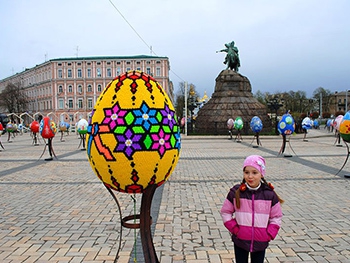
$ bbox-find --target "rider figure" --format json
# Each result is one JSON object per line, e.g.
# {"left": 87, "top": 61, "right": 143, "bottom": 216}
{"left": 217, "top": 41, "right": 241, "bottom": 72}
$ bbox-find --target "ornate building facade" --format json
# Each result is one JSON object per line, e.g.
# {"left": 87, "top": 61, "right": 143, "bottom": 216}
{"left": 0, "top": 55, "right": 172, "bottom": 123}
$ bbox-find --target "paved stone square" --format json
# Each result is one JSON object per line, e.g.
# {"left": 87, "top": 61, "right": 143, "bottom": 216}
{"left": 1, "top": 129, "right": 350, "bottom": 262}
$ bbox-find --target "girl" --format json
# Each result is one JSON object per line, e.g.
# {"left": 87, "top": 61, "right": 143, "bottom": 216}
{"left": 220, "top": 155, "right": 283, "bottom": 263}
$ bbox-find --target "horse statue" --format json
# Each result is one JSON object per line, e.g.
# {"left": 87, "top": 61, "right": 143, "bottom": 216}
{"left": 217, "top": 41, "right": 241, "bottom": 72}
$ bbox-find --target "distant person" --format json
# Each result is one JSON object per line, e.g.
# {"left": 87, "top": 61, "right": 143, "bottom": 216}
{"left": 220, "top": 155, "right": 283, "bottom": 263}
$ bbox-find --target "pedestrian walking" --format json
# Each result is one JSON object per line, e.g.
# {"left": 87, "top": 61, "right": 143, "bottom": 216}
{"left": 220, "top": 155, "right": 283, "bottom": 263}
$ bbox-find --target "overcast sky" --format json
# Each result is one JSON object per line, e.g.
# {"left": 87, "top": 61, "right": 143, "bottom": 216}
{"left": 1, "top": 0, "right": 349, "bottom": 98}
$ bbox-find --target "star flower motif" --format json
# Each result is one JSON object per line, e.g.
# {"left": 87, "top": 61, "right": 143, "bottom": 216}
{"left": 115, "top": 129, "right": 142, "bottom": 158}
{"left": 102, "top": 102, "right": 127, "bottom": 131}
{"left": 133, "top": 103, "right": 158, "bottom": 131}
{"left": 160, "top": 104, "right": 176, "bottom": 129}
{"left": 151, "top": 128, "right": 171, "bottom": 157}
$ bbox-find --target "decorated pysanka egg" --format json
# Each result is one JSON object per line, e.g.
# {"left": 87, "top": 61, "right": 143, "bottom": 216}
{"left": 234, "top": 116, "right": 243, "bottom": 130}
{"left": 250, "top": 116, "right": 263, "bottom": 133}
{"left": 339, "top": 111, "right": 350, "bottom": 142}
{"left": 77, "top": 119, "right": 88, "bottom": 134}
{"left": 302, "top": 117, "right": 312, "bottom": 130}
{"left": 6, "top": 123, "right": 15, "bottom": 133}
{"left": 86, "top": 71, "right": 181, "bottom": 194}
{"left": 334, "top": 115, "right": 343, "bottom": 131}
{"left": 59, "top": 121, "right": 70, "bottom": 132}
{"left": 30, "top": 121, "right": 40, "bottom": 133}
{"left": 278, "top": 114, "right": 295, "bottom": 135}
{"left": 40, "top": 117, "right": 56, "bottom": 139}
{"left": 227, "top": 118, "right": 234, "bottom": 130}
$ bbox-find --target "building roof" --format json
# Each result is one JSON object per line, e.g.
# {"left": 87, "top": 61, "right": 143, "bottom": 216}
{"left": 50, "top": 55, "right": 169, "bottom": 62}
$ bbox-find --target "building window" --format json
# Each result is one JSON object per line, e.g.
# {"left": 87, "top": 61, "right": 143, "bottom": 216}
{"left": 58, "top": 69, "right": 63, "bottom": 78}
{"left": 78, "top": 99, "right": 83, "bottom": 109}
{"left": 126, "top": 67, "right": 131, "bottom": 72}
{"left": 77, "top": 68, "right": 82, "bottom": 78}
{"left": 68, "top": 99, "right": 73, "bottom": 109}
{"left": 68, "top": 85, "right": 73, "bottom": 93}
{"left": 97, "top": 84, "right": 102, "bottom": 92}
{"left": 87, "top": 68, "right": 92, "bottom": 78}
{"left": 87, "top": 84, "right": 92, "bottom": 92}
{"left": 77, "top": 85, "right": 83, "bottom": 94}
{"left": 156, "top": 67, "right": 161, "bottom": 76}
{"left": 117, "top": 67, "right": 121, "bottom": 76}
{"left": 58, "top": 85, "right": 63, "bottom": 93}
{"left": 67, "top": 69, "right": 72, "bottom": 78}
{"left": 97, "top": 68, "right": 101, "bottom": 77}
{"left": 146, "top": 67, "right": 151, "bottom": 75}
{"left": 107, "top": 68, "right": 112, "bottom": 77}
{"left": 88, "top": 98, "right": 93, "bottom": 109}
{"left": 137, "top": 67, "right": 141, "bottom": 71}
{"left": 59, "top": 99, "right": 64, "bottom": 109}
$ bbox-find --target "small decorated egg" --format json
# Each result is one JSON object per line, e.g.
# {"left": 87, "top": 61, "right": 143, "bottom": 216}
{"left": 278, "top": 114, "right": 295, "bottom": 135}
{"left": 30, "top": 121, "right": 40, "bottom": 133}
{"left": 40, "top": 117, "right": 56, "bottom": 139}
{"left": 77, "top": 119, "right": 88, "bottom": 134}
{"left": 333, "top": 115, "right": 343, "bottom": 131}
{"left": 302, "top": 117, "right": 312, "bottom": 130}
{"left": 86, "top": 71, "right": 181, "bottom": 194}
{"left": 250, "top": 116, "right": 263, "bottom": 133}
{"left": 234, "top": 117, "right": 243, "bottom": 130}
{"left": 6, "top": 123, "right": 15, "bottom": 133}
{"left": 227, "top": 118, "right": 234, "bottom": 130}
{"left": 59, "top": 122, "right": 70, "bottom": 132}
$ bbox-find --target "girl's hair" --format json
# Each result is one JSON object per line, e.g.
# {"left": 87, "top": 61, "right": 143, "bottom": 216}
{"left": 235, "top": 178, "right": 284, "bottom": 209}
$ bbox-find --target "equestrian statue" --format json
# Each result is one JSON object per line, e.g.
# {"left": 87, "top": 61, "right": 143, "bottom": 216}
{"left": 217, "top": 41, "right": 241, "bottom": 72}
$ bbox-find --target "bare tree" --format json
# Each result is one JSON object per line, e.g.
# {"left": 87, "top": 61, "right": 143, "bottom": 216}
{"left": 0, "top": 83, "right": 28, "bottom": 113}
{"left": 174, "top": 82, "right": 199, "bottom": 119}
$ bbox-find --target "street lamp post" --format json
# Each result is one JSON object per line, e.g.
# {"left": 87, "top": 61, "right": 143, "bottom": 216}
{"left": 267, "top": 96, "right": 284, "bottom": 135}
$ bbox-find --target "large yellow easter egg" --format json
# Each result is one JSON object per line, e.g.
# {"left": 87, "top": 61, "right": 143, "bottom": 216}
{"left": 86, "top": 71, "right": 181, "bottom": 193}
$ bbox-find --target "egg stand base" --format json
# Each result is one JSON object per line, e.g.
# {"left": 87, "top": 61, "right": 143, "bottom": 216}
{"left": 336, "top": 141, "right": 350, "bottom": 176}
{"left": 106, "top": 184, "right": 159, "bottom": 263}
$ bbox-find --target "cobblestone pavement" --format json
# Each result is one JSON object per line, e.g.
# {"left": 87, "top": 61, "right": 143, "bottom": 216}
{"left": 1, "top": 129, "right": 350, "bottom": 263}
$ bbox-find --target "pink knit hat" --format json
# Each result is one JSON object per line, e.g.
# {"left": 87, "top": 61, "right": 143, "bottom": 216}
{"left": 243, "top": 155, "right": 266, "bottom": 177}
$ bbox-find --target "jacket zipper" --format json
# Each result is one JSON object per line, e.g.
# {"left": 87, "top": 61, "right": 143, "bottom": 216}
{"left": 250, "top": 192, "right": 255, "bottom": 252}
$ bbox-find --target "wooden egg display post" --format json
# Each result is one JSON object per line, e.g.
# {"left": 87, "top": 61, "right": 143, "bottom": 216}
{"left": 336, "top": 111, "right": 350, "bottom": 177}
{"left": 30, "top": 121, "right": 40, "bottom": 146}
{"left": 86, "top": 71, "right": 181, "bottom": 262}
{"left": 277, "top": 113, "right": 296, "bottom": 157}
{"left": 77, "top": 119, "right": 88, "bottom": 150}
{"left": 39, "top": 117, "right": 57, "bottom": 161}
{"left": 249, "top": 116, "right": 263, "bottom": 148}
{"left": 0, "top": 122, "right": 4, "bottom": 150}
{"left": 234, "top": 116, "right": 243, "bottom": 142}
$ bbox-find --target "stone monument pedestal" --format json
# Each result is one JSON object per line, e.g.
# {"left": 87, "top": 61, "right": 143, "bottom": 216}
{"left": 195, "top": 70, "right": 271, "bottom": 135}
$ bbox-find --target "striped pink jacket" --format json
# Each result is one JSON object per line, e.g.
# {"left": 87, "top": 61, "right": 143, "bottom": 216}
{"left": 220, "top": 183, "right": 282, "bottom": 252}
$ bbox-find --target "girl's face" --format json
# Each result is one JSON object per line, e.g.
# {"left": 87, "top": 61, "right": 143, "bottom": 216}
{"left": 243, "top": 166, "right": 262, "bottom": 188}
